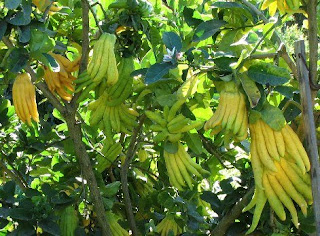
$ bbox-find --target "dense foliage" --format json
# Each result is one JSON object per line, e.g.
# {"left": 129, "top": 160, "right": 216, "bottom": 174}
{"left": 0, "top": 0, "right": 319, "bottom": 235}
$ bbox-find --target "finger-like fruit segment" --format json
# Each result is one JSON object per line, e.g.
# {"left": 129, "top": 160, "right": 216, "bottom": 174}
{"left": 13, "top": 73, "right": 39, "bottom": 125}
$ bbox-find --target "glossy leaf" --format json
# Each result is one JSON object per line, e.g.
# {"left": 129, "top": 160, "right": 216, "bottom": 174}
{"left": 145, "top": 62, "right": 176, "bottom": 84}
{"left": 248, "top": 62, "right": 291, "bottom": 86}
{"left": 162, "top": 31, "right": 182, "bottom": 52}
{"left": 193, "top": 19, "right": 226, "bottom": 42}
{"left": 30, "top": 29, "right": 55, "bottom": 54}
{"left": 184, "top": 132, "right": 203, "bottom": 155}
{"left": 6, "top": 3, "right": 31, "bottom": 25}
{"left": 261, "top": 103, "right": 286, "bottom": 131}
{"left": 6, "top": 48, "right": 29, "bottom": 73}
{"left": 5, "top": 0, "right": 22, "bottom": 9}
{"left": 0, "top": 21, "right": 8, "bottom": 39}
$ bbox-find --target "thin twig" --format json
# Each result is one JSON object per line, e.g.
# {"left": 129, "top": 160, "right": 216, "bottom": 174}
{"left": 0, "top": 159, "right": 28, "bottom": 191}
{"left": 198, "top": 132, "right": 230, "bottom": 169}
{"left": 241, "top": 0, "right": 298, "bottom": 79}
{"left": 41, "top": 1, "right": 53, "bottom": 22}
{"left": 87, "top": 0, "right": 103, "bottom": 34}
{"left": 249, "top": 52, "right": 277, "bottom": 59}
{"left": 132, "top": 165, "right": 159, "bottom": 180}
{"left": 211, "top": 187, "right": 254, "bottom": 235}
{"left": 161, "top": 0, "right": 174, "bottom": 12}
{"left": 120, "top": 115, "right": 145, "bottom": 236}
{"left": 249, "top": 20, "right": 280, "bottom": 56}
{"left": 1, "top": 150, "right": 29, "bottom": 188}
{"left": 91, "top": 2, "right": 108, "bottom": 21}
{"left": 32, "top": 137, "right": 70, "bottom": 155}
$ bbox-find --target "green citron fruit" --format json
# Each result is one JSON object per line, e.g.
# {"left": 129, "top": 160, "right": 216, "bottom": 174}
{"left": 138, "top": 149, "right": 148, "bottom": 162}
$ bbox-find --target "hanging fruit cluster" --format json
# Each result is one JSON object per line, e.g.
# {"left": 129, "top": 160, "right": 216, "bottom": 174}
{"left": 43, "top": 52, "right": 79, "bottom": 101}
{"left": 75, "top": 33, "right": 119, "bottom": 102}
{"left": 204, "top": 81, "right": 248, "bottom": 143}
{"left": 12, "top": 73, "right": 39, "bottom": 125}
{"left": 244, "top": 118, "right": 312, "bottom": 233}
{"left": 156, "top": 214, "right": 182, "bottom": 236}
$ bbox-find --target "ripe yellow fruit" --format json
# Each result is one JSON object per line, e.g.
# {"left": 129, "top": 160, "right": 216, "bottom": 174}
{"left": 32, "top": 0, "right": 62, "bottom": 13}
{"left": 12, "top": 73, "right": 39, "bottom": 125}
{"left": 43, "top": 53, "right": 77, "bottom": 101}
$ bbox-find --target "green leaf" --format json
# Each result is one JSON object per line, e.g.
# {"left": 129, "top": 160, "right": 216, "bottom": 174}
{"left": 17, "top": 25, "right": 30, "bottom": 43}
{"left": 280, "top": 96, "right": 301, "bottom": 122}
{"left": 5, "top": 0, "right": 22, "bottom": 9}
{"left": 0, "top": 21, "right": 8, "bottom": 39}
{"left": 103, "top": 198, "right": 114, "bottom": 210}
{"left": 30, "top": 29, "right": 55, "bottom": 54}
{"left": 184, "top": 132, "right": 203, "bottom": 155}
{"left": 38, "top": 220, "right": 60, "bottom": 236}
{"left": 193, "top": 19, "right": 226, "bottom": 42}
{"left": 162, "top": 31, "right": 182, "bottom": 52}
{"left": 183, "top": 7, "right": 202, "bottom": 27}
{"left": 163, "top": 141, "right": 178, "bottom": 154}
{"left": 248, "top": 110, "right": 261, "bottom": 124}
{"left": 105, "top": 181, "right": 121, "bottom": 197}
{"left": 191, "top": 107, "right": 213, "bottom": 120}
{"left": 156, "top": 94, "right": 177, "bottom": 107}
{"left": 211, "top": 2, "right": 253, "bottom": 20}
{"left": 247, "top": 62, "right": 291, "bottom": 86}
{"left": 200, "top": 191, "right": 222, "bottom": 214}
{"left": 149, "top": 26, "right": 162, "bottom": 49}
{"left": 274, "top": 85, "right": 297, "bottom": 99}
{"left": 145, "top": 63, "right": 176, "bottom": 84}
{"left": 14, "top": 223, "right": 36, "bottom": 235}
{"left": 29, "top": 167, "right": 52, "bottom": 177}
{"left": 261, "top": 103, "right": 286, "bottom": 131}
{"left": 5, "top": 3, "right": 31, "bottom": 25}
{"left": 0, "top": 219, "right": 9, "bottom": 229}
{"left": 219, "top": 178, "right": 234, "bottom": 194}
{"left": 9, "top": 208, "right": 32, "bottom": 220}
{"left": 6, "top": 48, "right": 29, "bottom": 73}
{"left": 239, "top": 73, "right": 260, "bottom": 108}
{"left": 32, "top": 52, "right": 59, "bottom": 71}
{"left": 3, "top": 181, "right": 15, "bottom": 199}
{"left": 0, "top": 99, "right": 10, "bottom": 114}
{"left": 212, "top": 54, "right": 237, "bottom": 72}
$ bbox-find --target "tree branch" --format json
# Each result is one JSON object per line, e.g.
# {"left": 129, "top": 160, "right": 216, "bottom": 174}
{"left": 295, "top": 40, "right": 320, "bottom": 236}
{"left": 198, "top": 132, "right": 230, "bottom": 169}
{"left": 70, "top": 0, "right": 90, "bottom": 106}
{"left": 87, "top": 0, "right": 103, "bottom": 34}
{"left": 211, "top": 187, "right": 254, "bottom": 236}
{"left": 120, "top": 115, "right": 145, "bottom": 236}
{"left": 63, "top": 1, "right": 112, "bottom": 235}
{"left": 0, "top": 158, "right": 28, "bottom": 191}
{"left": 307, "top": 0, "right": 318, "bottom": 99}
{"left": 79, "top": 1, "right": 90, "bottom": 75}
{"left": 66, "top": 117, "right": 112, "bottom": 236}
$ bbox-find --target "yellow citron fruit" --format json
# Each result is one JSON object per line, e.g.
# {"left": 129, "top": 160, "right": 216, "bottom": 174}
{"left": 12, "top": 73, "right": 39, "bottom": 125}
{"left": 32, "top": 0, "right": 62, "bottom": 13}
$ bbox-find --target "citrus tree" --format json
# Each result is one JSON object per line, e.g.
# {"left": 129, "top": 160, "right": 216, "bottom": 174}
{"left": 0, "top": 0, "right": 319, "bottom": 235}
